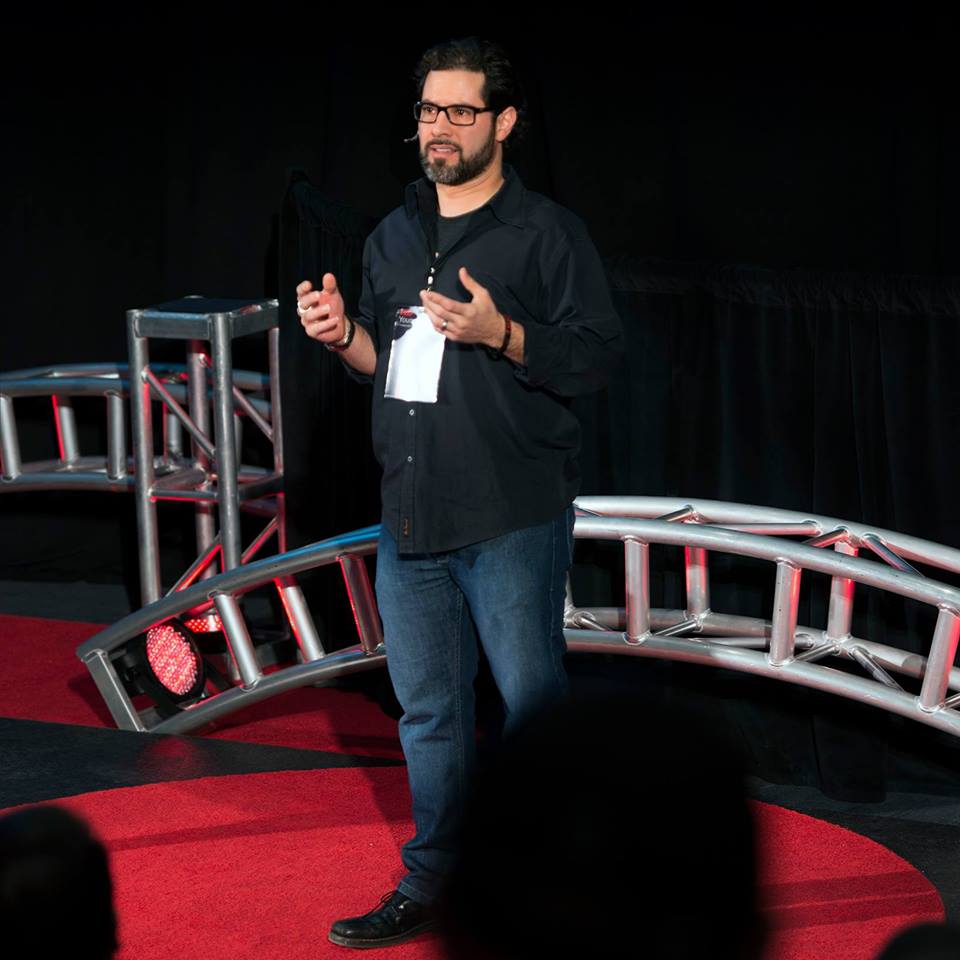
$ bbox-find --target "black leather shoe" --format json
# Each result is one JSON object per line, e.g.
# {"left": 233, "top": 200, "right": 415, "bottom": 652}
{"left": 328, "top": 890, "right": 436, "bottom": 948}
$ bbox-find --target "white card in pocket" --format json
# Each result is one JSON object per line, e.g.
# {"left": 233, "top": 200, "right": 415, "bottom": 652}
{"left": 384, "top": 306, "right": 446, "bottom": 403}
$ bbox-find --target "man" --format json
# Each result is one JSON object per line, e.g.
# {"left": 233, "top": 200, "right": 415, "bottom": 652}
{"left": 298, "top": 37, "right": 623, "bottom": 949}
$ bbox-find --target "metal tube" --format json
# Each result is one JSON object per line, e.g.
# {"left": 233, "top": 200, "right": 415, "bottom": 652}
{"left": 653, "top": 617, "right": 699, "bottom": 638}
{"left": 106, "top": 391, "right": 126, "bottom": 479}
{"left": 624, "top": 537, "right": 650, "bottom": 643}
{"left": 793, "top": 642, "right": 839, "bottom": 664}
{"left": 861, "top": 533, "right": 922, "bottom": 576}
{"left": 564, "top": 573, "right": 576, "bottom": 622}
{"left": 241, "top": 517, "right": 279, "bottom": 564}
{"left": 0, "top": 373, "right": 265, "bottom": 410}
{"left": 152, "top": 487, "right": 219, "bottom": 503}
{"left": 561, "top": 606, "right": 775, "bottom": 638}
{"left": 234, "top": 411, "right": 243, "bottom": 467}
{"left": 684, "top": 546, "right": 710, "bottom": 616}
{"left": 267, "top": 326, "right": 287, "bottom": 573}
{"left": 2, "top": 471, "right": 134, "bottom": 493}
{"left": 276, "top": 494, "right": 287, "bottom": 554}
{"left": 575, "top": 495, "right": 960, "bottom": 580}
{"left": 571, "top": 517, "right": 960, "bottom": 611}
{"left": 82, "top": 649, "right": 146, "bottom": 732}
{"left": 3, "top": 362, "right": 127, "bottom": 380}
{"left": 0, "top": 393, "right": 22, "bottom": 479}
{"left": 704, "top": 637, "right": 767, "bottom": 649}
{"left": 848, "top": 645, "right": 904, "bottom": 690}
{"left": 563, "top": 614, "right": 960, "bottom": 696}
{"left": 166, "top": 537, "right": 222, "bottom": 595}
{"left": 187, "top": 342, "right": 216, "bottom": 581}
{"left": 75, "top": 527, "right": 380, "bottom": 661}
{"left": 53, "top": 395, "right": 80, "bottom": 463}
{"left": 212, "top": 593, "right": 261, "bottom": 688}
{"left": 232, "top": 385, "right": 273, "bottom": 442}
{"left": 268, "top": 326, "right": 284, "bottom": 475}
{"left": 805, "top": 527, "right": 848, "bottom": 549}
{"left": 186, "top": 343, "right": 210, "bottom": 451}
{"left": 165, "top": 405, "right": 183, "bottom": 458}
{"left": 149, "top": 646, "right": 384, "bottom": 735}
{"left": 275, "top": 579, "right": 325, "bottom": 661}
{"left": 566, "top": 609, "right": 606, "bottom": 631}
{"left": 721, "top": 522, "right": 821, "bottom": 536}
{"left": 235, "top": 474, "right": 283, "bottom": 499}
{"left": 658, "top": 505, "right": 696, "bottom": 523}
{"left": 919, "top": 607, "right": 960, "bottom": 712}
{"left": 843, "top": 635, "right": 960, "bottom": 693}
{"left": 128, "top": 312, "right": 162, "bottom": 604}
{"left": 826, "top": 540, "right": 858, "bottom": 640}
{"left": 211, "top": 314, "right": 242, "bottom": 571}
{"left": 561, "top": 628, "right": 960, "bottom": 736}
{"left": 151, "top": 468, "right": 210, "bottom": 492}
{"left": 143, "top": 368, "right": 216, "bottom": 461}
{"left": 769, "top": 561, "right": 801, "bottom": 665}
{"left": 339, "top": 554, "right": 384, "bottom": 654}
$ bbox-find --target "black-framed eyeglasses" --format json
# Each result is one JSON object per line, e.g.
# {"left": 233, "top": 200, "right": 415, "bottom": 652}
{"left": 414, "top": 101, "right": 495, "bottom": 126}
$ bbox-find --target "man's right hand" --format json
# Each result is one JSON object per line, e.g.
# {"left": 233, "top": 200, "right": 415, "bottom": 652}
{"left": 298, "top": 273, "right": 347, "bottom": 345}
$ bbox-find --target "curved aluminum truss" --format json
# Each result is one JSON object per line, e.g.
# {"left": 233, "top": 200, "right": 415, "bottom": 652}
{"left": 68, "top": 497, "right": 960, "bottom": 738}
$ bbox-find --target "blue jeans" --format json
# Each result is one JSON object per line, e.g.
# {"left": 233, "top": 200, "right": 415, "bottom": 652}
{"left": 376, "top": 505, "right": 575, "bottom": 905}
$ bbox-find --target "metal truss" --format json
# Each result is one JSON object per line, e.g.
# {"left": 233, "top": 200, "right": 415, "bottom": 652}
{"left": 0, "top": 352, "right": 286, "bottom": 602}
{"left": 2, "top": 299, "right": 325, "bottom": 673}
{"left": 5, "top": 343, "right": 959, "bottom": 735}
{"left": 66, "top": 497, "right": 960, "bottom": 738}
{"left": 0, "top": 361, "right": 270, "bottom": 494}
{"left": 125, "top": 300, "right": 286, "bottom": 605}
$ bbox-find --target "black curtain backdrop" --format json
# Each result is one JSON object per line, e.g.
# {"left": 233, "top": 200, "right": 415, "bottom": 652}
{"left": 3, "top": 15, "right": 960, "bottom": 795}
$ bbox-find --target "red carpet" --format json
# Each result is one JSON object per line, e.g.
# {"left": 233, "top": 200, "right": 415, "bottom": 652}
{"left": 0, "top": 771, "right": 943, "bottom": 960}
{"left": 0, "top": 614, "right": 947, "bottom": 957}
{"left": 0, "top": 613, "right": 402, "bottom": 757}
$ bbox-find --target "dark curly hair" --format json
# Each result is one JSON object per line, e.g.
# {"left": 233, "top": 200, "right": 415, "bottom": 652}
{"left": 412, "top": 37, "right": 528, "bottom": 147}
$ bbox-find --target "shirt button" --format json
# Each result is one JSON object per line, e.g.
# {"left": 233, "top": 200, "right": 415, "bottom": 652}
{"left": 427, "top": 276, "right": 434, "bottom": 285}
{"left": 406, "top": 455, "right": 413, "bottom": 463}
{"left": 429, "top": 267, "right": 435, "bottom": 274}
{"left": 409, "top": 409, "right": 415, "bottom": 416}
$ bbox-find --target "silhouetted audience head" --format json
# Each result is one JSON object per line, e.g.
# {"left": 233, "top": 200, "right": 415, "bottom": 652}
{"left": 877, "top": 923, "right": 960, "bottom": 960}
{"left": 440, "top": 696, "right": 763, "bottom": 960}
{"left": 0, "top": 805, "right": 117, "bottom": 959}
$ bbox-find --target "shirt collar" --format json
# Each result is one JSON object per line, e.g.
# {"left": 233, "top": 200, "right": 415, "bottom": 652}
{"left": 404, "top": 163, "right": 525, "bottom": 228}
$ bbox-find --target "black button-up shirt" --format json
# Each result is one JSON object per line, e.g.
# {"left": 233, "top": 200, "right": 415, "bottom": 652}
{"left": 353, "top": 164, "right": 623, "bottom": 554}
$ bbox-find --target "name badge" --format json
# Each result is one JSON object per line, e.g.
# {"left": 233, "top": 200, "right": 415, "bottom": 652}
{"left": 383, "top": 306, "right": 446, "bottom": 404}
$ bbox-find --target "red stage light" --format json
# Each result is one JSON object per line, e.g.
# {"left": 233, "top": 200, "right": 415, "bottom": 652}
{"left": 183, "top": 613, "right": 223, "bottom": 634}
{"left": 146, "top": 623, "right": 201, "bottom": 697}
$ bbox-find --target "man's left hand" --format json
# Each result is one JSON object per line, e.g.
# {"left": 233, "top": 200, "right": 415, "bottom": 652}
{"left": 420, "top": 267, "right": 505, "bottom": 348}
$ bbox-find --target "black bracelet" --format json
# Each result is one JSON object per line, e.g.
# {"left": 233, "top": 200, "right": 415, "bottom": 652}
{"left": 498, "top": 313, "right": 512, "bottom": 354}
{"left": 325, "top": 316, "right": 356, "bottom": 353}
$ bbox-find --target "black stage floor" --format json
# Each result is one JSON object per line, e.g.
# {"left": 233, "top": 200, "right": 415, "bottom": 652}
{"left": 2, "top": 579, "right": 960, "bottom": 919}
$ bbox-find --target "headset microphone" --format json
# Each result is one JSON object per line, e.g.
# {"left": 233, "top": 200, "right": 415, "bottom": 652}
{"left": 402, "top": 132, "right": 419, "bottom": 143}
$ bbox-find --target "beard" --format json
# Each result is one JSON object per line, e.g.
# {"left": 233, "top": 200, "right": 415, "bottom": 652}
{"left": 419, "top": 125, "right": 497, "bottom": 185}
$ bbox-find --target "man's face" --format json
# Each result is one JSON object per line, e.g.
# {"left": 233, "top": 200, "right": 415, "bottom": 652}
{"left": 418, "top": 69, "right": 498, "bottom": 186}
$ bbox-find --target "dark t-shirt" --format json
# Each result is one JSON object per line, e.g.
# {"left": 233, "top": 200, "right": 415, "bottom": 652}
{"left": 436, "top": 210, "right": 474, "bottom": 255}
